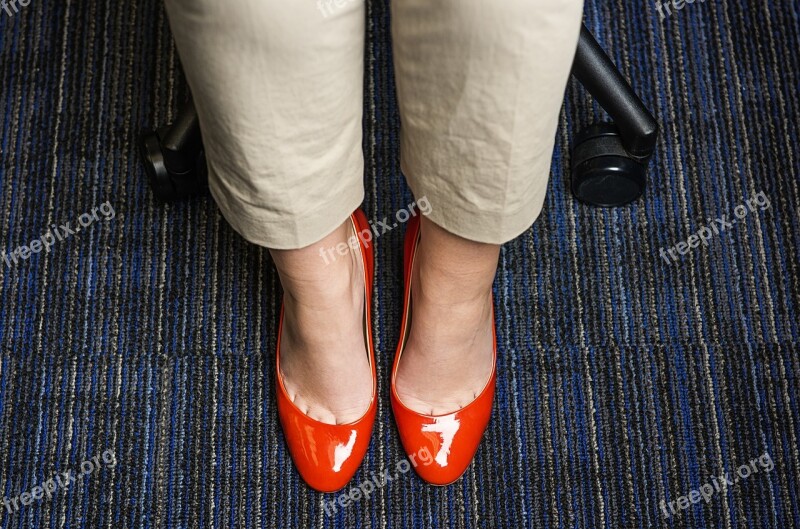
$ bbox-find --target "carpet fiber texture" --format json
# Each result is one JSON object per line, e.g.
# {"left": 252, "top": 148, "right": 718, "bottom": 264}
{"left": 0, "top": 0, "right": 799, "bottom": 527}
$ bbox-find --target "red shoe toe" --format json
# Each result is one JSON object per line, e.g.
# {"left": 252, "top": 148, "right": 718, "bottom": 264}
{"left": 391, "top": 376, "right": 495, "bottom": 485}
{"left": 277, "top": 381, "right": 376, "bottom": 492}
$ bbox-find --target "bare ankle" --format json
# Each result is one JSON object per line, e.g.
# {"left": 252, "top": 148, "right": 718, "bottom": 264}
{"left": 270, "top": 219, "right": 363, "bottom": 306}
{"left": 414, "top": 216, "right": 499, "bottom": 303}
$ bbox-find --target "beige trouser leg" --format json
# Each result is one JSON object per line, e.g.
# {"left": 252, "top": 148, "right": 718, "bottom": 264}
{"left": 163, "top": 0, "right": 365, "bottom": 249}
{"left": 392, "top": 0, "right": 584, "bottom": 243}
{"left": 163, "top": 0, "right": 583, "bottom": 249}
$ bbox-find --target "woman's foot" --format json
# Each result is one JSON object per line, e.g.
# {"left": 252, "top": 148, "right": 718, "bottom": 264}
{"left": 394, "top": 216, "right": 499, "bottom": 416}
{"left": 271, "top": 219, "right": 373, "bottom": 425}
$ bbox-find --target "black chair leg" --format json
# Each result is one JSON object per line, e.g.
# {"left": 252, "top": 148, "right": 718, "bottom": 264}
{"left": 569, "top": 24, "right": 659, "bottom": 207}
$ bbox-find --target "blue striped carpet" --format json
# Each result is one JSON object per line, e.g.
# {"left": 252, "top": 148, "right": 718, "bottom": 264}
{"left": 1, "top": 0, "right": 799, "bottom": 527}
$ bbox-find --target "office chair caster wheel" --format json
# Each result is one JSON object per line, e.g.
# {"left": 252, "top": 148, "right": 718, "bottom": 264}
{"left": 571, "top": 123, "right": 647, "bottom": 207}
{"left": 138, "top": 101, "right": 208, "bottom": 202}
{"left": 139, "top": 128, "right": 176, "bottom": 201}
{"left": 138, "top": 127, "right": 208, "bottom": 202}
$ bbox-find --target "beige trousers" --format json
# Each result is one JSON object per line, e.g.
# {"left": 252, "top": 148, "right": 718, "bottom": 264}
{"left": 164, "top": 0, "right": 584, "bottom": 249}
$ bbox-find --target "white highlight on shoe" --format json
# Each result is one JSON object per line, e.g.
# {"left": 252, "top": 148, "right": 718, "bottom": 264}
{"left": 422, "top": 415, "right": 460, "bottom": 467}
{"left": 332, "top": 430, "right": 358, "bottom": 472}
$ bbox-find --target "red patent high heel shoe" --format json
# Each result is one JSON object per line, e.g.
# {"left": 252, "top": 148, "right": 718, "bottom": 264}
{"left": 276, "top": 209, "right": 376, "bottom": 493}
{"left": 390, "top": 214, "right": 497, "bottom": 486}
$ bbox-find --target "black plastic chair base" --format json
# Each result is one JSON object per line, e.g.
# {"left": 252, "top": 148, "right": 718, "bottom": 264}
{"left": 570, "top": 123, "right": 647, "bottom": 207}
